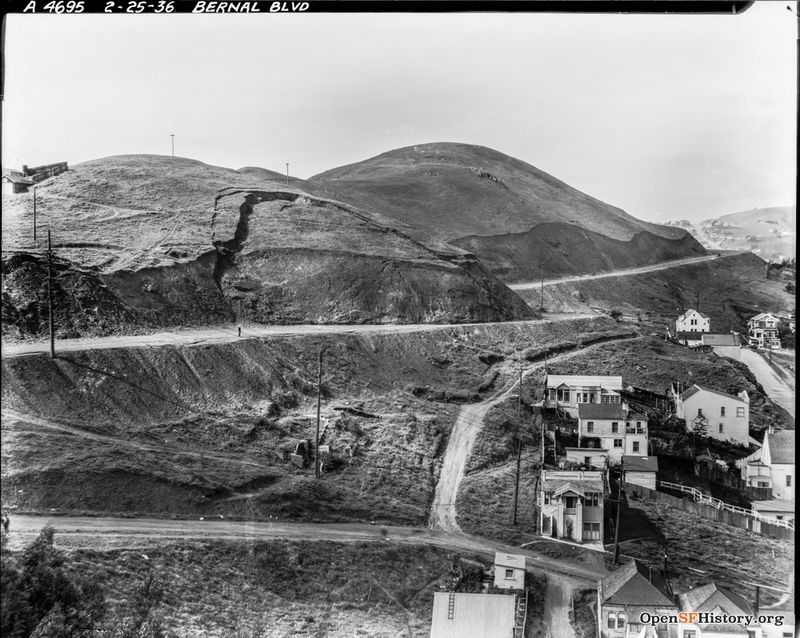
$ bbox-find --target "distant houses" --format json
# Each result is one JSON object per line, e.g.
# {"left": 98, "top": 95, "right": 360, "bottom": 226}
{"left": 672, "top": 384, "right": 750, "bottom": 446}
{"left": 539, "top": 470, "right": 605, "bottom": 544}
{"left": 543, "top": 375, "right": 623, "bottom": 417}
{"left": 1, "top": 162, "right": 68, "bottom": 194}
{"left": 675, "top": 308, "right": 710, "bottom": 334}
{"left": 747, "top": 312, "right": 781, "bottom": 350}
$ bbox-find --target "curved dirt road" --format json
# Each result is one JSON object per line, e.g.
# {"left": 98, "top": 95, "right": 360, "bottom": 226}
{"left": 5, "top": 514, "right": 607, "bottom": 584}
{"left": 740, "top": 348, "right": 795, "bottom": 418}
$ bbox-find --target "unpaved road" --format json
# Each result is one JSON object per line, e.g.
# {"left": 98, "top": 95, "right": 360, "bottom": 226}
{"left": 544, "top": 578, "right": 580, "bottom": 638}
{"left": 5, "top": 514, "right": 607, "bottom": 584}
{"left": 508, "top": 254, "right": 723, "bottom": 290}
{"left": 1, "top": 314, "right": 594, "bottom": 358}
{"left": 740, "top": 348, "right": 795, "bottom": 418}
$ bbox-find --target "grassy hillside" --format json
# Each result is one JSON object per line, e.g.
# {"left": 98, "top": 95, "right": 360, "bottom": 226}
{"left": 1, "top": 155, "right": 533, "bottom": 339}
{"left": 307, "top": 142, "right": 705, "bottom": 280}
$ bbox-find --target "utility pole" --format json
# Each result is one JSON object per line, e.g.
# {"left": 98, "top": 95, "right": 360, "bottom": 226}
{"left": 512, "top": 364, "right": 523, "bottom": 525}
{"left": 47, "top": 229, "right": 55, "bottom": 359}
{"left": 315, "top": 348, "right": 323, "bottom": 479}
{"left": 613, "top": 459, "right": 624, "bottom": 564}
{"left": 540, "top": 263, "right": 545, "bottom": 310}
{"left": 33, "top": 186, "right": 37, "bottom": 242}
{"left": 285, "top": 163, "right": 290, "bottom": 186}
{"left": 170, "top": 134, "right": 175, "bottom": 157}
{"left": 540, "top": 411, "right": 545, "bottom": 466}
{"left": 754, "top": 585, "right": 760, "bottom": 617}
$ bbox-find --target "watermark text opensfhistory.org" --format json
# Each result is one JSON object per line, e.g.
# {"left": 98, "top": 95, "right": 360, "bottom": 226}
{"left": 639, "top": 612, "right": 786, "bottom": 627}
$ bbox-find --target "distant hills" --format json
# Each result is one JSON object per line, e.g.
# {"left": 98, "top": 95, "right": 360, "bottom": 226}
{"left": 666, "top": 206, "right": 795, "bottom": 263}
{"left": 306, "top": 142, "right": 706, "bottom": 281}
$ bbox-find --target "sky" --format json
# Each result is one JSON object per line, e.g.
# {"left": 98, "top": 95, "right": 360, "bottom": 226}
{"left": 2, "top": 3, "right": 796, "bottom": 224}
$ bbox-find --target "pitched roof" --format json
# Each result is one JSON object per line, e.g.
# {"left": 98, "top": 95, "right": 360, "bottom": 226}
{"left": 701, "top": 333, "right": 739, "bottom": 346}
{"left": 623, "top": 456, "right": 658, "bottom": 472}
{"left": 766, "top": 429, "right": 795, "bottom": 465}
{"left": 601, "top": 559, "right": 674, "bottom": 607}
{"left": 678, "top": 309, "right": 710, "bottom": 320}
{"left": 749, "top": 312, "right": 778, "bottom": 322}
{"left": 680, "top": 385, "right": 746, "bottom": 403}
{"left": 677, "top": 583, "right": 753, "bottom": 616}
{"left": 750, "top": 499, "right": 795, "bottom": 514}
{"left": 546, "top": 375, "right": 623, "bottom": 389}
{"left": 542, "top": 478, "right": 605, "bottom": 493}
{"left": 578, "top": 403, "right": 626, "bottom": 420}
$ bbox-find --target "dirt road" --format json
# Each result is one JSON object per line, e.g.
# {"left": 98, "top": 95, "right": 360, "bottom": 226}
{"left": 1, "top": 314, "right": 594, "bottom": 358}
{"left": 739, "top": 348, "right": 795, "bottom": 418}
{"left": 544, "top": 578, "right": 580, "bottom": 638}
{"left": 508, "top": 254, "right": 723, "bottom": 290}
{"left": 5, "top": 514, "right": 607, "bottom": 584}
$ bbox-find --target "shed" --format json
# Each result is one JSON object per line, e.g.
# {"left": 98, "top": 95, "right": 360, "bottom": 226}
{"left": 493, "top": 552, "right": 526, "bottom": 590}
{"left": 622, "top": 455, "right": 658, "bottom": 490}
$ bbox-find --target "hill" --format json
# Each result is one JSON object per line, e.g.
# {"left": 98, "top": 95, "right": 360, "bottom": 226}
{"left": 1, "top": 155, "right": 532, "bottom": 340}
{"left": 666, "top": 206, "right": 795, "bottom": 263}
{"left": 307, "top": 142, "right": 706, "bottom": 281}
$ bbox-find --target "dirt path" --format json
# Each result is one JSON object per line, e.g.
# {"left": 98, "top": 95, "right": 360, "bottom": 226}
{"left": 543, "top": 578, "right": 579, "bottom": 638}
{"left": 1, "top": 314, "right": 595, "bottom": 358}
{"left": 739, "top": 348, "right": 795, "bottom": 418}
{"left": 508, "top": 254, "right": 724, "bottom": 290}
{"left": 429, "top": 334, "right": 642, "bottom": 533}
{"left": 4, "top": 514, "right": 607, "bottom": 584}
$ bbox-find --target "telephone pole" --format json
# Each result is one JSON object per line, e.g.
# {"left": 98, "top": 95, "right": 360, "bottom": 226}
{"left": 613, "top": 459, "right": 624, "bottom": 564}
{"left": 285, "top": 163, "right": 290, "bottom": 186}
{"left": 315, "top": 348, "right": 323, "bottom": 479}
{"left": 170, "top": 134, "right": 175, "bottom": 157}
{"left": 540, "top": 263, "right": 545, "bottom": 310}
{"left": 512, "top": 364, "right": 523, "bottom": 525}
{"left": 33, "top": 186, "right": 38, "bottom": 242}
{"left": 47, "top": 229, "right": 55, "bottom": 359}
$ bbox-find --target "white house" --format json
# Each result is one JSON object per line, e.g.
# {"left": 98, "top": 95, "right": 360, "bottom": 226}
{"left": 747, "top": 312, "right": 781, "bottom": 350}
{"left": 493, "top": 553, "right": 526, "bottom": 591}
{"left": 761, "top": 427, "right": 794, "bottom": 501}
{"left": 540, "top": 470, "right": 605, "bottom": 544}
{"left": 673, "top": 384, "right": 750, "bottom": 446}
{"left": 676, "top": 309, "right": 710, "bottom": 333}
{"left": 700, "top": 333, "right": 742, "bottom": 360}
{"left": 577, "top": 403, "right": 648, "bottom": 462}
{"left": 430, "top": 592, "right": 520, "bottom": 638}
{"left": 564, "top": 447, "right": 609, "bottom": 469}
{"left": 543, "top": 375, "right": 623, "bottom": 417}
{"left": 623, "top": 455, "right": 658, "bottom": 491}
{"left": 750, "top": 499, "right": 794, "bottom": 524}
{"left": 676, "top": 583, "right": 755, "bottom": 638}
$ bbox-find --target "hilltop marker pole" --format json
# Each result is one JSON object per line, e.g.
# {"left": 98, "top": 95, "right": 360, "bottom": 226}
{"left": 47, "top": 229, "right": 55, "bottom": 359}
{"left": 512, "top": 364, "right": 523, "bottom": 525}
{"left": 315, "top": 348, "right": 323, "bottom": 479}
{"left": 33, "top": 187, "right": 37, "bottom": 242}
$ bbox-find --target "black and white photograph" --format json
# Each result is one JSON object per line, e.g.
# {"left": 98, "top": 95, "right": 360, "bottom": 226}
{"left": 1, "top": 2, "right": 795, "bottom": 637}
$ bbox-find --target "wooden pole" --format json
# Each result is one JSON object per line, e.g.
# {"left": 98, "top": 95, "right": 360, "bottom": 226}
{"left": 512, "top": 365, "right": 523, "bottom": 524}
{"left": 613, "top": 459, "right": 624, "bottom": 564}
{"left": 315, "top": 348, "right": 323, "bottom": 479}
{"left": 47, "top": 230, "right": 55, "bottom": 358}
{"left": 540, "top": 263, "right": 544, "bottom": 310}
{"left": 33, "top": 187, "right": 37, "bottom": 242}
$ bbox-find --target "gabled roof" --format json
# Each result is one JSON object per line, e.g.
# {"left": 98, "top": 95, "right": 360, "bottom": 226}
{"left": 701, "top": 333, "right": 740, "bottom": 347}
{"left": 546, "top": 375, "right": 623, "bottom": 389}
{"left": 680, "top": 384, "right": 746, "bottom": 403}
{"left": 623, "top": 456, "right": 658, "bottom": 473}
{"left": 765, "top": 429, "right": 795, "bottom": 465}
{"left": 1, "top": 172, "right": 34, "bottom": 185}
{"left": 601, "top": 559, "right": 674, "bottom": 607}
{"left": 578, "top": 403, "right": 625, "bottom": 420}
{"left": 750, "top": 499, "right": 795, "bottom": 514}
{"left": 677, "top": 583, "right": 753, "bottom": 617}
{"left": 749, "top": 312, "right": 778, "bottom": 322}
{"left": 678, "top": 309, "right": 709, "bottom": 320}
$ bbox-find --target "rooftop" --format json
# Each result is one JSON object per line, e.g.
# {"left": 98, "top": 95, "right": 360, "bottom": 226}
{"left": 765, "top": 429, "right": 795, "bottom": 465}
{"left": 494, "top": 552, "right": 526, "bottom": 570}
{"left": 622, "top": 456, "right": 658, "bottom": 473}
{"left": 578, "top": 403, "right": 626, "bottom": 420}
{"left": 677, "top": 582, "right": 753, "bottom": 617}
{"left": 700, "top": 333, "right": 740, "bottom": 347}
{"left": 750, "top": 499, "right": 795, "bottom": 514}
{"left": 546, "top": 374, "right": 623, "bottom": 389}
{"left": 430, "top": 592, "right": 517, "bottom": 638}
{"left": 678, "top": 308, "right": 710, "bottom": 320}
{"left": 601, "top": 559, "right": 674, "bottom": 607}
{"left": 680, "top": 384, "right": 746, "bottom": 403}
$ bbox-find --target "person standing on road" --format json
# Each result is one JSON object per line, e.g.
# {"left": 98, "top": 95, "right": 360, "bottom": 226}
{"left": 2, "top": 513, "right": 9, "bottom": 533}
{"left": 238, "top": 325, "right": 242, "bottom": 337}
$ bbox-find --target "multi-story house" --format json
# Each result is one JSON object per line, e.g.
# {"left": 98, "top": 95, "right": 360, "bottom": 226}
{"left": 597, "top": 559, "right": 676, "bottom": 638}
{"left": 673, "top": 384, "right": 750, "bottom": 446}
{"left": 539, "top": 470, "right": 605, "bottom": 544}
{"left": 543, "top": 375, "right": 623, "bottom": 417}
{"left": 576, "top": 403, "right": 649, "bottom": 462}
{"left": 675, "top": 309, "right": 710, "bottom": 333}
{"left": 747, "top": 312, "right": 781, "bottom": 350}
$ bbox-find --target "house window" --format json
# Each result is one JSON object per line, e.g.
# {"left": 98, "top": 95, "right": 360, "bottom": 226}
{"left": 587, "top": 422, "right": 594, "bottom": 433}
{"left": 685, "top": 632, "right": 696, "bottom": 638}
{"left": 505, "top": 569, "right": 514, "bottom": 579}
{"left": 736, "top": 407, "right": 745, "bottom": 417}
{"left": 758, "top": 481, "right": 770, "bottom": 488}
{"left": 542, "top": 516, "right": 551, "bottom": 534}
{"left": 584, "top": 456, "right": 592, "bottom": 466}
{"left": 585, "top": 493, "right": 599, "bottom": 507}
{"left": 564, "top": 496, "right": 577, "bottom": 509}
{"left": 746, "top": 631, "right": 756, "bottom": 638}
{"left": 776, "top": 515, "right": 784, "bottom": 521}
{"left": 636, "top": 421, "right": 642, "bottom": 428}
{"left": 632, "top": 442, "right": 640, "bottom": 453}
{"left": 613, "top": 439, "right": 623, "bottom": 448}
{"left": 628, "top": 624, "right": 643, "bottom": 634}
{"left": 583, "top": 522, "right": 600, "bottom": 539}
{"left": 608, "top": 614, "right": 617, "bottom": 629}
{"left": 787, "top": 476, "right": 792, "bottom": 487}
{"left": 697, "top": 408, "right": 703, "bottom": 417}
{"left": 543, "top": 492, "right": 551, "bottom": 505}
{"left": 611, "top": 422, "right": 619, "bottom": 433}
{"left": 719, "top": 423, "right": 724, "bottom": 433}
{"left": 721, "top": 406, "right": 726, "bottom": 416}
{"left": 617, "top": 613, "right": 626, "bottom": 628}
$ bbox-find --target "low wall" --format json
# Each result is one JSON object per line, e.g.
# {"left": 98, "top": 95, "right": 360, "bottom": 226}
{"left": 625, "top": 482, "right": 793, "bottom": 541}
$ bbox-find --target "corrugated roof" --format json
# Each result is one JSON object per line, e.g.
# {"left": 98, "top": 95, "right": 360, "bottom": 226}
{"left": 680, "top": 384, "right": 746, "bottom": 403}
{"left": 766, "top": 429, "right": 795, "bottom": 465}
{"left": 494, "top": 552, "right": 526, "bottom": 570}
{"left": 601, "top": 559, "right": 674, "bottom": 607}
{"left": 578, "top": 403, "right": 626, "bottom": 420}
{"left": 546, "top": 375, "right": 623, "bottom": 389}
{"left": 623, "top": 456, "right": 658, "bottom": 472}
{"left": 701, "top": 333, "right": 739, "bottom": 346}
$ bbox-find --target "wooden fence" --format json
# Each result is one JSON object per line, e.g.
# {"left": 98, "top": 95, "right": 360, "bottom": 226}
{"left": 625, "top": 482, "right": 794, "bottom": 540}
